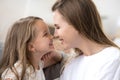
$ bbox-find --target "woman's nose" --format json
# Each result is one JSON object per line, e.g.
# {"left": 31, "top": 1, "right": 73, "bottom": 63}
{"left": 54, "top": 30, "right": 59, "bottom": 39}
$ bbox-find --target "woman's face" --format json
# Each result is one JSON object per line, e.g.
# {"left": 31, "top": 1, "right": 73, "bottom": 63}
{"left": 53, "top": 10, "right": 80, "bottom": 50}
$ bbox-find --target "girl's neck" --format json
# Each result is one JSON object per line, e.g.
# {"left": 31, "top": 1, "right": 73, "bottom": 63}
{"left": 30, "top": 55, "right": 41, "bottom": 70}
{"left": 33, "top": 61, "right": 40, "bottom": 70}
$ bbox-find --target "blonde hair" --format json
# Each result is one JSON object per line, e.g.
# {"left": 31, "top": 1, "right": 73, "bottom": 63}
{"left": 0, "top": 16, "right": 43, "bottom": 80}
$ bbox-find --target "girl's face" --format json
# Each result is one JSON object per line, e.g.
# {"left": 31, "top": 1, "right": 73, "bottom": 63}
{"left": 29, "top": 20, "right": 54, "bottom": 57}
{"left": 53, "top": 10, "right": 80, "bottom": 50}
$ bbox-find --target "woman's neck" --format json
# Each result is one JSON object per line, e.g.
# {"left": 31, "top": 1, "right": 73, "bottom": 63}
{"left": 77, "top": 40, "right": 108, "bottom": 56}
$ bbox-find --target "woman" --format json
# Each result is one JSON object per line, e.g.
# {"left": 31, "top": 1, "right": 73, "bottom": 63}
{"left": 52, "top": 0, "right": 120, "bottom": 80}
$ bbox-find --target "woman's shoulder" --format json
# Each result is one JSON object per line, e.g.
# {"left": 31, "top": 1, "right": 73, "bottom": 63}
{"left": 106, "top": 46, "right": 120, "bottom": 51}
{"left": 104, "top": 47, "right": 120, "bottom": 56}
{"left": 100, "top": 46, "right": 120, "bottom": 62}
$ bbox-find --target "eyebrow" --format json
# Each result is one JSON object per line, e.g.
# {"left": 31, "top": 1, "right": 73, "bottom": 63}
{"left": 44, "top": 29, "right": 48, "bottom": 33}
{"left": 42, "top": 30, "right": 47, "bottom": 35}
{"left": 41, "top": 30, "right": 47, "bottom": 37}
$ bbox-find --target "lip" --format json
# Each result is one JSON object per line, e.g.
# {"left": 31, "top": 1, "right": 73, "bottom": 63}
{"left": 49, "top": 42, "right": 53, "bottom": 46}
{"left": 49, "top": 40, "right": 54, "bottom": 48}
{"left": 59, "top": 39, "right": 64, "bottom": 44}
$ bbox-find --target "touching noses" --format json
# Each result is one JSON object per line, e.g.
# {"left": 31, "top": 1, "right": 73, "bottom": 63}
{"left": 49, "top": 34, "right": 53, "bottom": 40}
{"left": 54, "top": 29, "right": 59, "bottom": 39}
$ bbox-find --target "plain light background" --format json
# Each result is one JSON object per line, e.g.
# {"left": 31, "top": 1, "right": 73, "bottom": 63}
{"left": 0, "top": 0, "right": 120, "bottom": 43}
{"left": 0, "top": 0, "right": 120, "bottom": 60}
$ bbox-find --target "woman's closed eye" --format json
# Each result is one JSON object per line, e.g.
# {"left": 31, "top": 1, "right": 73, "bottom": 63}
{"left": 54, "top": 24, "right": 60, "bottom": 29}
{"left": 56, "top": 26, "right": 60, "bottom": 29}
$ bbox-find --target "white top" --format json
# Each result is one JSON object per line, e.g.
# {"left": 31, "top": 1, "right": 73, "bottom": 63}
{"left": 114, "top": 38, "right": 120, "bottom": 47}
{"left": 60, "top": 47, "right": 120, "bottom": 80}
{"left": 1, "top": 60, "right": 45, "bottom": 80}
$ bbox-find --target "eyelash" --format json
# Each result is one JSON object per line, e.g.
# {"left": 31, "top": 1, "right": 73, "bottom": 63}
{"left": 56, "top": 26, "right": 60, "bottom": 29}
{"left": 43, "top": 33, "right": 48, "bottom": 37}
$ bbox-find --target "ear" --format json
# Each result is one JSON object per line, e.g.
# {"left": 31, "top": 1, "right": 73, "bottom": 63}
{"left": 28, "top": 42, "right": 35, "bottom": 52}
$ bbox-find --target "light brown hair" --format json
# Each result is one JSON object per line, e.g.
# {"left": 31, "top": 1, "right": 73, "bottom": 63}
{"left": 0, "top": 16, "right": 43, "bottom": 80}
{"left": 52, "top": 0, "right": 119, "bottom": 49}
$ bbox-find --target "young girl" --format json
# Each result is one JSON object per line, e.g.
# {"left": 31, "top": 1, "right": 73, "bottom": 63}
{"left": 0, "top": 16, "right": 61, "bottom": 80}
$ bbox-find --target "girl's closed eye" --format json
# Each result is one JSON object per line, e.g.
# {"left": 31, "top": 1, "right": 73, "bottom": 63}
{"left": 43, "top": 31, "right": 50, "bottom": 37}
{"left": 43, "top": 32, "right": 48, "bottom": 37}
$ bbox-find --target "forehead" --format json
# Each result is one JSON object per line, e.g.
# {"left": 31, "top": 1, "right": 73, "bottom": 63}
{"left": 53, "top": 10, "right": 65, "bottom": 23}
{"left": 53, "top": 10, "right": 73, "bottom": 26}
{"left": 53, "top": 10, "right": 71, "bottom": 28}
{"left": 35, "top": 20, "right": 49, "bottom": 32}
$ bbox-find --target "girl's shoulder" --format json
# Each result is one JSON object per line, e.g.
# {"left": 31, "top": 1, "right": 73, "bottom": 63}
{"left": 1, "top": 61, "right": 35, "bottom": 80}
{"left": 1, "top": 60, "right": 45, "bottom": 80}
{"left": 1, "top": 61, "right": 23, "bottom": 80}
{"left": 1, "top": 68, "right": 16, "bottom": 80}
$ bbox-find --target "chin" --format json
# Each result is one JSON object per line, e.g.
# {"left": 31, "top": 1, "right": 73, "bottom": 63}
{"left": 65, "top": 43, "right": 74, "bottom": 49}
{"left": 63, "top": 45, "right": 70, "bottom": 50}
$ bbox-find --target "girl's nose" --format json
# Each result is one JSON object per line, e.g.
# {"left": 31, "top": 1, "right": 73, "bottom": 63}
{"left": 49, "top": 34, "right": 53, "bottom": 39}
